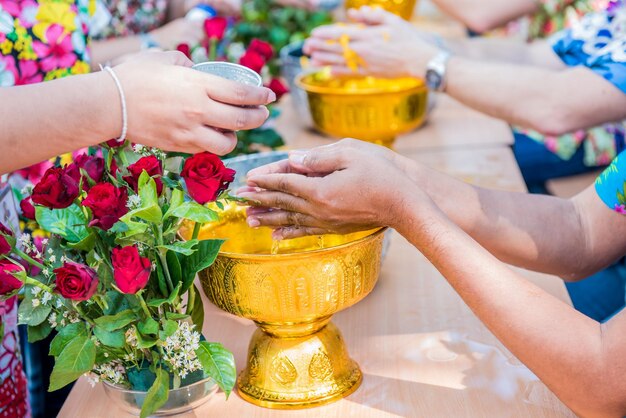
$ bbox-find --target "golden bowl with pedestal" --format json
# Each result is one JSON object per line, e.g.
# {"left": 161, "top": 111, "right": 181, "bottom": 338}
{"left": 345, "top": 0, "right": 418, "bottom": 20}
{"left": 189, "top": 202, "right": 385, "bottom": 409}
{"left": 297, "top": 72, "right": 428, "bottom": 148}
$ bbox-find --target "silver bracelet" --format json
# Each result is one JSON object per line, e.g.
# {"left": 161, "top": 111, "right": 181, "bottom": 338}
{"left": 100, "top": 65, "right": 128, "bottom": 144}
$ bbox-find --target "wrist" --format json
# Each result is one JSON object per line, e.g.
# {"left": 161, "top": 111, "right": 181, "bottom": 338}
{"left": 89, "top": 71, "right": 122, "bottom": 141}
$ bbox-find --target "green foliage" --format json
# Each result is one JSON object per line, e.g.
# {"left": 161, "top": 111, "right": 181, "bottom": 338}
{"left": 49, "top": 336, "right": 96, "bottom": 391}
{"left": 147, "top": 282, "right": 181, "bottom": 308}
{"left": 165, "top": 202, "right": 218, "bottom": 224}
{"left": 94, "top": 309, "right": 136, "bottom": 331}
{"left": 35, "top": 205, "right": 89, "bottom": 243}
{"left": 190, "top": 285, "right": 205, "bottom": 332}
{"left": 49, "top": 322, "right": 88, "bottom": 356}
{"left": 93, "top": 326, "right": 126, "bottom": 348}
{"left": 28, "top": 320, "right": 52, "bottom": 343}
{"left": 138, "top": 318, "right": 159, "bottom": 336}
{"left": 195, "top": 342, "right": 236, "bottom": 397}
{"left": 18, "top": 298, "right": 52, "bottom": 326}
{"left": 140, "top": 368, "right": 169, "bottom": 418}
{"left": 177, "top": 240, "right": 224, "bottom": 294}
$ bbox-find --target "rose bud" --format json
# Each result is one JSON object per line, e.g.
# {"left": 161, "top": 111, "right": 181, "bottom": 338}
{"left": 176, "top": 43, "right": 191, "bottom": 58}
{"left": 0, "top": 222, "right": 13, "bottom": 255}
{"left": 82, "top": 183, "right": 129, "bottom": 231}
{"left": 123, "top": 156, "right": 163, "bottom": 195}
{"left": 248, "top": 39, "right": 274, "bottom": 61}
{"left": 181, "top": 152, "right": 235, "bottom": 204}
{"left": 267, "top": 78, "right": 289, "bottom": 101}
{"left": 0, "top": 260, "right": 24, "bottom": 295}
{"left": 54, "top": 261, "right": 98, "bottom": 301}
{"left": 74, "top": 154, "right": 105, "bottom": 184}
{"left": 105, "top": 138, "right": 125, "bottom": 148}
{"left": 239, "top": 50, "right": 265, "bottom": 74}
{"left": 31, "top": 167, "right": 80, "bottom": 209}
{"left": 204, "top": 16, "right": 227, "bottom": 40}
{"left": 20, "top": 197, "right": 36, "bottom": 220}
{"left": 112, "top": 246, "right": 151, "bottom": 294}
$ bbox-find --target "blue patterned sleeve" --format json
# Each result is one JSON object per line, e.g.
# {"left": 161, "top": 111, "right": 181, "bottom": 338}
{"left": 551, "top": 10, "right": 626, "bottom": 94}
{"left": 595, "top": 150, "right": 626, "bottom": 214}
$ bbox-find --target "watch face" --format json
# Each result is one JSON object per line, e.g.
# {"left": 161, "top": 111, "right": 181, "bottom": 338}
{"left": 426, "top": 70, "right": 442, "bottom": 90}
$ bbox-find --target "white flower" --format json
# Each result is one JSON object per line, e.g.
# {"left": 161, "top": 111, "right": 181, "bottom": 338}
{"left": 41, "top": 238, "right": 48, "bottom": 246}
{"left": 126, "top": 194, "right": 141, "bottom": 210}
{"left": 48, "top": 255, "right": 56, "bottom": 264}
{"left": 48, "top": 312, "right": 58, "bottom": 328}
{"left": 31, "top": 299, "right": 40, "bottom": 308}
{"left": 19, "top": 234, "right": 31, "bottom": 246}
{"left": 42, "top": 268, "right": 50, "bottom": 277}
{"left": 125, "top": 328, "right": 138, "bottom": 347}
{"left": 41, "top": 292, "right": 52, "bottom": 305}
{"left": 160, "top": 322, "right": 202, "bottom": 379}
{"left": 47, "top": 248, "right": 54, "bottom": 255}
{"left": 31, "top": 287, "right": 42, "bottom": 296}
{"left": 133, "top": 144, "right": 145, "bottom": 153}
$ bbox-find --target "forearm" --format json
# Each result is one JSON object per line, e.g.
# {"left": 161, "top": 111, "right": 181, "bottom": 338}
{"left": 91, "top": 37, "right": 143, "bottom": 68}
{"left": 398, "top": 157, "right": 589, "bottom": 277}
{"left": 443, "top": 57, "right": 626, "bottom": 135}
{"left": 395, "top": 201, "right": 622, "bottom": 417}
{"left": 0, "top": 72, "right": 118, "bottom": 174}
{"left": 430, "top": 0, "right": 537, "bottom": 33}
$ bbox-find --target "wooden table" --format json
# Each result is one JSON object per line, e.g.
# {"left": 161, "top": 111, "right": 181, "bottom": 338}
{"left": 59, "top": 100, "right": 573, "bottom": 417}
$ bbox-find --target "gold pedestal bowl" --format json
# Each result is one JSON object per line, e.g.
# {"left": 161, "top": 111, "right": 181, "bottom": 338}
{"left": 345, "top": 0, "right": 418, "bottom": 20}
{"left": 193, "top": 205, "right": 385, "bottom": 409}
{"left": 298, "top": 72, "right": 428, "bottom": 148}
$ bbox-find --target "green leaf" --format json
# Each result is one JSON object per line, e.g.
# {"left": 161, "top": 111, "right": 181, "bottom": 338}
{"left": 178, "top": 239, "right": 224, "bottom": 294}
{"left": 165, "top": 312, "right": 189, "bottom": 321}
{"left": 18, "top": 301, "right": 52, "bottom": 326}
{"left": 157, "top": 240, "right": 198, "bottom": 256}
{"left": 140, "top": 368, "right": 169, "bottom": 418}
{"left": 165, "top": 202, "right": 218, "bottom": 224}
{"left": 169, "top": 188, "right": 184, "bottom": 212}
{"left": 247, "top": 129, "right": 284, "bottom": 148}
{"left": 49, "top": 336, "right": 96, "bottom": 391}
{"left": 35, "top": 205, "right": 89, "bottom": 243}
{"left": 195, "top": 341, "right": 236, "bottom": 397}
{"left": 147, "top": 282, "right": 181, "bottom": 308}
{"left": 94, "top": 309, "right": 136, "bottom": 331}
{"left": 190, "top": 285, "right": 204, "bottom": 332}
{"left": 66, "top": 231, "right": 96, "bottom": 252}
{"left": 93, "top": 326, "right": 125, "bottom": 348}
{"left": 166, "top": 250, "right": 182, "bottom": 287}
{"left": 138, "top": 318, "right": 159, "bottom": 336}
{"left": 103, "top": 290, "right": 133, "bottom": 315}
{"left": 159, "top": 319, "right": 178, "bottom": 341}
{"left": 49, "top": 322, "right": 88, "bottom": 356}
{"left": 135, "top": 331, "right": 158, "bottom": 349}
{"left": 28, "top": 320, "right": 52, "bottom": 343}
{"left": 155, "top": 257, "right": 169, "bottom": 296}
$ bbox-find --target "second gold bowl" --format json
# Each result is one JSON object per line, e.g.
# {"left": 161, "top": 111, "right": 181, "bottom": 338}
{"left": 344, "top": 0, "right": 418, "bottom": 20}
{"left": 297, "top": 73, "right": 428, "bottom": 148}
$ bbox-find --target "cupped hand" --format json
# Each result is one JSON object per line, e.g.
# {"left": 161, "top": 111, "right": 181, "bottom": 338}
{"left": 303, "top": 6, "right": 438, "bottom": 77}
{"left": 236, "top": 139, "right": 417, "bottom": 239}
{"left": 149, "top": 18, "right": 204, "bottom": 50}
{"left": 112, "top": 51, "right": 275, "bottom": 155}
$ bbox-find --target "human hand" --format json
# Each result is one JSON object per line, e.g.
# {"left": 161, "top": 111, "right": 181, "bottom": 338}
{"left": 236, "top": 139, "right": 420, "bottom": 239}
{"left": 111, "top": 51, "right": 275, "bottom": 155}
{"left": 303, "top": 6, "right": 438, "bottom": 77}
{"left": 149, "top": 18, "right": 204, "bottom": 50}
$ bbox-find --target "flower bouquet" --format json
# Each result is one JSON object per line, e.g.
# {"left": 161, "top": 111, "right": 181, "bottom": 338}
{"left": 176, "top": 1, "right": 333, "bottom": 156}
{"left": 2, "top": 142, "right": 239, "bottom": 417}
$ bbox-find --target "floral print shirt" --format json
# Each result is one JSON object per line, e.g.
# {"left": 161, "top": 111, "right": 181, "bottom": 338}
{"left": 92, "top": 0, "right": 168, "bottom": 39}
{"left": 516, "top": 2, "right": 626, "bottom": 167}
{"left": 529, "top": 0, "right": 607, "bottom": 40}
{"left": 0, "top": 0, "right": 93, "bottom": 86}
{"left": 595, "top": 149, "right": 626, "bottom": 212}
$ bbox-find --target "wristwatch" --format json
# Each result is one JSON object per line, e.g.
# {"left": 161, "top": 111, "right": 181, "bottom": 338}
{"left": 425, "top": 51, "right": 451, "bottom": 92}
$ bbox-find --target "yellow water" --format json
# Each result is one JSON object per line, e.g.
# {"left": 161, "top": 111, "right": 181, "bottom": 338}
{"left": 180, "top": 203, "right": 374, "bottom": 255}
{"left": 303, "top": 72, "right": 424, "bottom": 94}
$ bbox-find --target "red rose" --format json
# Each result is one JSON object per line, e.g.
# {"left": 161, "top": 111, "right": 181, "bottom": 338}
{"left": 0, "top": 260, "right": 23, "bottom": 295}
{"left": 239, "top": 50, "right": 265, "bottom": 74}
{"left": 31, "top": 167, "right": 80, "bottom": 209}
{"left": 54, "top": 261, "right": 98, "bottom": 301}
{"left": 15, "top": 160, "right": 54, "bottom": 184}
{"left": 74, "top": 154, "right": 105, "bottom": 184}
{"left": 112, "top": 246, "right": 151, "bottom": 294}
{"left": 181, "top": 152, "right": 235, "bottom": 204}
{"left": 123, "top": 156, "right": 163, "bottom": 195}
{"left": 105, "top": 138, "right": 125, "bottom": 148}
{"left": 82, "top": 183, "right": 129, "bottom": 231}
{"left": 267, "top": 78, "right": 289, "bottom": 100}
{"left": 176, "top": 43, "right": 191, "bottom": 58}
{"left": 248, "top": 39, "right": 274, "bottom": 61}
{"left": 204, "top": 16, "right": 227, "bottom": 40}
{"left": 0, "top": 223, "right": 13, "bottom": 256}
{"left": 20, "top": 197, "right": 35, "bottom": 220}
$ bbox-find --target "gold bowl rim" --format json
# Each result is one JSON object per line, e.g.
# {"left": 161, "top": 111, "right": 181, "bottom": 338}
{"left": 216, "top": 227, "right": 387, "bottom": 260}
{"left": 295, "top": 73, "right": 426, "bottom": 96}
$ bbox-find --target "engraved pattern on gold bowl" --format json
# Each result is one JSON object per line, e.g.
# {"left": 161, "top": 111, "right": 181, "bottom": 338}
{"left": 297, "top": 73, "right": 428, "bottom": 148}
{"left": 197, "top": 225, "right": 386, "bottom": 409}
{"left": 345, "top": 0, "right": 418, "bottom": 20}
